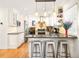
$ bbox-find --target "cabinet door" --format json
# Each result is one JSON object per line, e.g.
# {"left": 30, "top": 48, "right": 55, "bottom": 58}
{"left": 31, "top": 41, "right": 42, "bottom": 58}
{"left": 45, "top": 41, "right": 55, "bottom": 58}
{"left": 0, "top": 23, "right": 8, "bottom": 49}
{"left": 8, "top": 35, "right": 18, "bottom": 49}
{"left": 0, "top": 9, "right": 8, "bottom": 49}
{"left": 18, "top": 33, "right": 24, "bottom": 46}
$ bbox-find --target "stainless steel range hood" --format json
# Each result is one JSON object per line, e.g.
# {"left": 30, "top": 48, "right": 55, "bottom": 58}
{"left": 35, "top": 0, "right": 56, "bottom": 2}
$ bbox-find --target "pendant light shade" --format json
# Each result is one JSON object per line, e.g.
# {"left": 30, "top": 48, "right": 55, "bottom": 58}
{"left": 35, "top": 1, "right": 39, "bottom": 16}
{"left": 35, "top": 12, "right": 39, "bottom": 16}
{"left": 52, "top": 1, "right": 56, "bottom": 16}
{"left": 44, "top": 0, "right": 47, "bottom": 16}
{"left": 53, "top": 11, "right": 56, "bottom": 16}
{"left": 44, "top": 11, "right": 47, "bottom": 16}
{"left": 34, "top": 0, "right": 57, "bottom": 17}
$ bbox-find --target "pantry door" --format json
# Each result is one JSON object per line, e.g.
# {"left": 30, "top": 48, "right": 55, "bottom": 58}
{"left": 0, "top": 9, "right": 8, "bottom": 49}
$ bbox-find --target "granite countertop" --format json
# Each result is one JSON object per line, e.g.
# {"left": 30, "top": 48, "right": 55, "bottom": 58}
{"left": 8, "top": 32, "right": 24, "bottom": 35}
{"left": 25, "top": 33, "right": 77, "bottom": 39}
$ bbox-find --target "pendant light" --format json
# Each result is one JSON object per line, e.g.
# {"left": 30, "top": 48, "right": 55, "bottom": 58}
{"left": 35, "top": 1, "right": 38, "bottom": 16}
{"left": 44, "top": 0, "right": 47, "bottom": 16}
{"left": 53, "top": 1, "right": 56, "bottom": 16}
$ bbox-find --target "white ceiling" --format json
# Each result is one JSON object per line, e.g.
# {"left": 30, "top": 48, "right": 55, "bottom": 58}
{"left": 0, "top": 0, "right": 77, "bottom": 16}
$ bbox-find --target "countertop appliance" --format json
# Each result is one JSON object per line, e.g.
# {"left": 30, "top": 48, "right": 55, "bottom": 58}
{"left": 37, "top": 29, "right": 46, "bottom": 35}
{"left": 54, "top": 27, "right": 59, "bottom": 33}
{"left": 29, "top": 27, "right": 35, "bottom": 35}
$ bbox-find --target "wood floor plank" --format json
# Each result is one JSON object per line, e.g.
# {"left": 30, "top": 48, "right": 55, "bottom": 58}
{"left": 0, "top": 43, "right": 29, "bottom": 58}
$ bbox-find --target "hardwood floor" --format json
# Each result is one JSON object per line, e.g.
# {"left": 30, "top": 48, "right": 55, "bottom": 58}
{"left": 0, "top": 42, "right": 29, "bottom": 58}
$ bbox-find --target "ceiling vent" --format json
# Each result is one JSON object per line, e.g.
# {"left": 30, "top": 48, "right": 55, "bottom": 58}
{"left": 35, "top": 0, "right": 56, "bottom": 2}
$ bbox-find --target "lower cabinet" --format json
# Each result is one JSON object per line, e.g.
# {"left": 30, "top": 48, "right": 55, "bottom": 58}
{"left": 8, "top": 33, "right": 24, "bottom": 49}
{"left": 8, "top": 34, "right": 18, "bottom": 49}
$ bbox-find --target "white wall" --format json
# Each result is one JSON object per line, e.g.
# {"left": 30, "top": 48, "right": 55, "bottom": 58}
{"left": 0, "top": 8, "right": 25, "bottom": 49}
{"left": 63, "top": 2, "right": 79, "bottom": 57}
{"left": 0, "top": 8, "right": 9, "bottom": 49}
{"left": 63, "top": 4, "right": 78, "bottom": 35}
{"left": 73, "top": 1, "right": 79, "bottom": 58}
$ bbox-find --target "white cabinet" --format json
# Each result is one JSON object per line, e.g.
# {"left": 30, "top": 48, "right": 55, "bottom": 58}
{"left": 8, "top": 33, "right": 24, "bottom": 49}
{"left": 8, "top": 34, "right": 18, "bottom": 49}
{"left": 18, "top": 33, "right": 24, "bottom": 46}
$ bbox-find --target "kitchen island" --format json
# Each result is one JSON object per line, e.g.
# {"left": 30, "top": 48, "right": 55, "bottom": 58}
{"left": 25, "top": 33, "right": 77, "bottom": 58}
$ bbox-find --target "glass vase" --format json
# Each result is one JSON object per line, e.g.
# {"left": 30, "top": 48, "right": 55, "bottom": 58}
{"left": 65, "top": 29, "right": 68, "bottom": 37}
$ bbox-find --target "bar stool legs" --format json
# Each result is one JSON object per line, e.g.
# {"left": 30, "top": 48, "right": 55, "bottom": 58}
{"left": 45, "top": 41, "right": 55, "bottom": 58}
{"left": 31, "top": 41, "right": 42, "bottom": 58}
{"left": 56, "top": 40, "right": 71, "bottom": 58}
{"left": 31, "top": 40, "right": 71, "bottom": 58}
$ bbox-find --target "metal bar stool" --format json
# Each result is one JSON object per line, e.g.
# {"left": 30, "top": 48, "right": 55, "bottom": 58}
{"left": 45, "top": 40, "right": 55, "bottom": 58}
{"left": 56, "top": 40, "right": 71, "bottom": 58}
{"left": 31, "top": 41, "right": 42, "bottom": 58}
